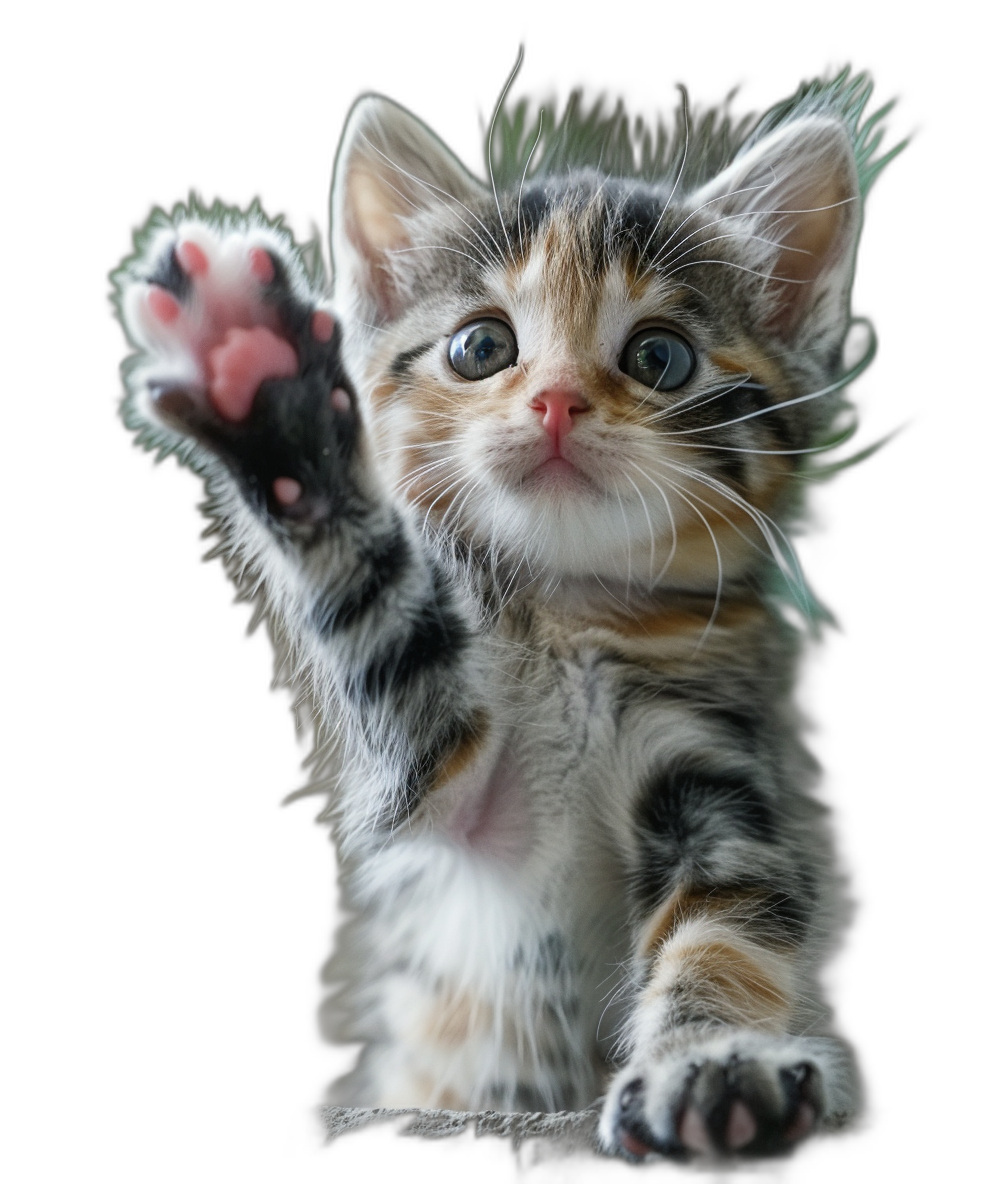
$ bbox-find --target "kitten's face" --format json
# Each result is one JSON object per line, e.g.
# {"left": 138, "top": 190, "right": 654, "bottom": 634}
{"left": 334, "top": 102, "right": 860, "bottom": 592}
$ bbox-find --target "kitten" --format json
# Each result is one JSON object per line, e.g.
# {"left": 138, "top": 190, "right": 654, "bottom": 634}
{"left": 111, "top": 70, "right": 899, "bottom": 1159}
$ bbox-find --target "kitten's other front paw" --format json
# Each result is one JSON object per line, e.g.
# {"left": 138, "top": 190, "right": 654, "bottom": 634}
{"left": 600, "top": 1030, "right": 856, "bottom": 1161}
{"left": 114, "top": 207, "right": 358, "bottom": 523}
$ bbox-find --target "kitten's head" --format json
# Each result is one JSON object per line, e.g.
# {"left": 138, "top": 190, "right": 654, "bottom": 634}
{"left": 330, "top": 80, "right": 884, "bottom": 595}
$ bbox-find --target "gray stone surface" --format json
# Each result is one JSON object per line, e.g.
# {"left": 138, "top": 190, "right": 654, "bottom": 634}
{"left": 312, "top": 1098, "right": 867, "bottom": 1174}
{"left": 322, "top": 1104, "right": 603, "bottom": 1152}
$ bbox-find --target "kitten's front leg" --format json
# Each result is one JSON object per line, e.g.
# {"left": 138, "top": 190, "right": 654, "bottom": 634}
{"left": 114, "top": 207, "right": 485, "bottom": 834}
{"left": 599, "top": 881, "right": 860, "bottom": 1159}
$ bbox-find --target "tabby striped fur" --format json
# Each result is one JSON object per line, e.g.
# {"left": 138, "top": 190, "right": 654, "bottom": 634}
{"left": 112, "top": 71, "right": 898, "bottom": 1158}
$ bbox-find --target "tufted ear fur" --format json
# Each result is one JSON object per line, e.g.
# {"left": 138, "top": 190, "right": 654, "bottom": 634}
{"left": 331, "top": 95, "right": 489, "bottom": 323}
{"left": 688, "top": 117, "right": 861, "bottom": 345}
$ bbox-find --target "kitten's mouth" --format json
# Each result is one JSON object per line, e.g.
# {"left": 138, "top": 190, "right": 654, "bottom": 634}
{"left": 524, "top": 456, "right": 593, "bottom": 492}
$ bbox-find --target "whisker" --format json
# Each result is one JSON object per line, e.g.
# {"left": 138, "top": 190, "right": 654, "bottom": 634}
{"left": 658, "top": 367, "right": 866, "bottom": 437}
{"left": 487, "top": 49, "right": 523, "bottom": 269}
{"left": 625, "top": 473, "right": 656, "bottom": 579}
{"left": 390, "top": 243, "right": 489, "bottom": 269}
{"left": 638, "top": 376, "right": 759, "bottom": 425}
{"left": 359, "top": 131, "right": 507, "bottom": 270}
{"left": 647, "top": 171, "right": 780, "bottom": 272}
{"left": 664, "top": 480, "right": 723, "bottom": 648}
{"left": 664, "top": 439, "right": 852, "bottom": 458}
{"left": 420, "top": 471, "right": 471, "bottom": 536}
{"left": 651, "top": 458, "right": 805, "bottom": 599}
{"left": 634, "top": 85, "right": 690, "bottom": 283}
{"left": 659, "top": 229, "right": 814, "bottom": 274}
{"left": 612, "top": 482, "right": 634, "bottom": 598}
{"left": 667, "top": 257, "right": 809, "bottom": 284}
{"left": 650, "top": 194, "right": 854, "bottom": 271}
{"left": 625, "top": 460, "right": 678, "bottom": 586}
{"left": 394, "top": 457, "right": 463, "bottom": 492}
{"left": 516, "top": 108, "right": 544, "bottom": 259}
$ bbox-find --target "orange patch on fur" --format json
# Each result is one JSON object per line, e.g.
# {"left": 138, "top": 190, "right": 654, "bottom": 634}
{"left": 708, "top": 350, "right": 755, "bottom": 377}
{"left": 538, "top": 213, "right": 601, "bottom": 350}
{"left": 606, "top": 603, "right": 710, "bottom": 642}
{"left": 423, "top": 990, "right": 492, "bottom": 1046}
{"left": 410, "top": 1075, "right": 468, "bottom": 1110}
{"left": 430, "top": 710, "right": 489, "bottom": 791}
{"left": 639, "top": 883, "right": 797, "bottom": 958}
{"left": 598, "top": 596, "right": 764, "bottom": 648}
{"left": 677, "top": 939, "right": 793, "bottom": 1026}
{"left": 370, "top": 378, "right": 400, "bottom": 409}
{"left": 622, "top": 255, "right": 654, "bottom": 302}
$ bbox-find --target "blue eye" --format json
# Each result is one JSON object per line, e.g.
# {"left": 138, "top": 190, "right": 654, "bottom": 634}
{"left": 620, "top": 329, "right": 694, "bottom": 391}
{"left": 449, "top": 319, "right": 518, "bottom": 380}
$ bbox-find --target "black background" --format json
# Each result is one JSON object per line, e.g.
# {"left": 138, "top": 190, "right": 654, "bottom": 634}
{"left": 51, "top": 16, "right": 957, "bottom": 1174}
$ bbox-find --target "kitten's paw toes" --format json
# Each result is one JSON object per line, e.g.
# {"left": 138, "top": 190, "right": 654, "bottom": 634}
{"left": 116, "top": 210, "right": 357, "bottom": 517}
{"left": 601, "top": 1034, "right": 833, "bottom": 1161}
{"left": 120, "top": 221, "right": 323, "bottom": 423}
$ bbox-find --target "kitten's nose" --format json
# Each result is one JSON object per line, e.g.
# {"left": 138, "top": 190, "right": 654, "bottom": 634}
{"left": 529, "top": 387, "right": 588, "bottom": 451}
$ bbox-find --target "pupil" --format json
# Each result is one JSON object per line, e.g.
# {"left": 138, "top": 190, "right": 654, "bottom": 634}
{"left": 474, "top": 334, "right": 495, "bottom": 362}
{"left": 639, "top": 340, "right": 670, "bottom": 376}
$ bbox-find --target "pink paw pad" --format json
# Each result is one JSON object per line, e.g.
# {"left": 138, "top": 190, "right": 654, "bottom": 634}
{"left": 311, "top": 310, "right": 334, "bottom": 342}
{"left": 330, "top": 386, "right": 351, "bottom": 413}
{"left": 725, "top": 1100, "right": 757, "bottom": 1150}
{"left": 177, "top": 241, "right": 208, "bottom": 277}
{"left": 148, "top": 287, "right": 180, "bottom": 325}
{"left": 678, "top": 1106, "right": 712, "bottom": 1154}
{"left": 784, "top": 1100, "right": 816, "bottom": 1142}
{"left": 272, "top": 477, "right": 302, "bottom": 506}
{"left": 249, "top": 248, "right": 275, "bottom": 285}
{"left": 207, "top": 326, "right": 299, "bottom": 422}
{"left": 618, "top": 1129, "right": 653, "bottom": 1159}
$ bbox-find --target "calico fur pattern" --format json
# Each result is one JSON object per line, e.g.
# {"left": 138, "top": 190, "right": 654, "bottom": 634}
{"left": 112, "top": 71, "right": 897, "bottom": 1159}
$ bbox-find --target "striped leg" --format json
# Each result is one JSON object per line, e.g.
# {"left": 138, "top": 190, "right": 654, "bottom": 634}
{"left": 599, "top": 866, "right": 867, "bottom": 1160}
{"left": 113, "top": 204, "right": 487, "bottom": 842}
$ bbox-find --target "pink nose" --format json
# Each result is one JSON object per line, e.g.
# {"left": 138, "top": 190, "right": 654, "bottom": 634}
{"left": 529, "top": 387, "right": 588, "bottom": 451}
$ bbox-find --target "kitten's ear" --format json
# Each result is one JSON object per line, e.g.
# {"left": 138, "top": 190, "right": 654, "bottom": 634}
{"left": 688, "top": 117, "right": 861, "bottom": 343}
{"left": 332, "top": 95, "right": 488, "bottom": 322}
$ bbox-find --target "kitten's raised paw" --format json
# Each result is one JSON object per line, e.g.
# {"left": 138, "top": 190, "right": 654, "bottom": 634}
{"left": 600, "top": 1031, "right": 852, "bottom": 1161}
{"left": 115, "top": 211, "right": 357, "bottom": 522}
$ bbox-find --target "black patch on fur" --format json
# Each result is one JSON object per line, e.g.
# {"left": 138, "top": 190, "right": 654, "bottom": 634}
{"left": 734, "top": 383, "right": 796, "bottom": 450}
{"left": 478, "top": 176, "right": 667, "bottom": 272}
{"left": 358, "top": 572, "right": 468, "bottom": 702}
{"left": 634, "top": 757, "right": 777, "bottom": 913}
{"left": 640, "top": 758, "right": 776, "bottom": 843}
{"left": 394, "top": 707, "right": 486, "bottom": 821}
{"left": 511, "top": 182, "right": 552, "bottom": 242}
{"left": 310, "top": 523, "right": 409, "bottom": 636}
{"left": 534, "top": 932, "right": 566, "bottom": 977}
{"left": 615, "top": 1076, "right": 682, "bottom": 1160}
{"left": 756, "top": 888, "right": 812, "bottom": 944}
{"left": 389, "top": 340, "right": 437, "bottom": 377}
{"left": 714, "top": 443, "right": 746, "bottom": 485}
{"left": 146, "top": 244, "right": 191, "bottom": 301}
{"left": 617, "top": 191, "right": 665, "bottom": 249}
{"left": 702, "top": 701, "right": 756, "bottom": 738}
